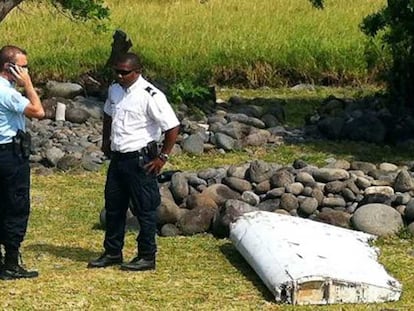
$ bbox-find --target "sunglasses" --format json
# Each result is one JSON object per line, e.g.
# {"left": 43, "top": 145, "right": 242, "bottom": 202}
{"left": 113, "top": 69, "right": 134, "bottom": 76}
{"left": 9, "top": 63, "right": 29, "bottom": 71}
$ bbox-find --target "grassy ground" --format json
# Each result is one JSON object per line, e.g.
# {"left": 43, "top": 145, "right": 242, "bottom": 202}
{"left": 0, "top": 137, "right": 413, "bottom": 310}
{"left": 217, "top": 85, "right": 384, "bottom": 126}
{"left": 0, "top": 0, "right": 385, "bottom": 86}
{"left": 0, "top": 1, "right": 411, "bottom": 307}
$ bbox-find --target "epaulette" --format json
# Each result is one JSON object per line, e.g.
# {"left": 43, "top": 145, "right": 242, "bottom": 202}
{"left": 144, "top": 86, "right": 157, "bottom": 97}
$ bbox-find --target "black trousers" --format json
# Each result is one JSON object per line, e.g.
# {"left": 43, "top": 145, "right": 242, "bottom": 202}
{"left": 0, "top": 148, "right": 30, "bottom": 254}
{"left": 103, "top": 154, "right": 161, "bottom": 259}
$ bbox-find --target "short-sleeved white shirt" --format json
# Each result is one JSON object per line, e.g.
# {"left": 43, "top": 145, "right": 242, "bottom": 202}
{"left": 0, "top": 76, "right": 29, "bottom": 144}
{"left": 103, "top": 76, "right": 179, "bottom": 153}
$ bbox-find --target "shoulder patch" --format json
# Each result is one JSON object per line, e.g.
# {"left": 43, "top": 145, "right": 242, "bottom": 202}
{"left": 144, "top": 86, "right": 157, "bottom": 97}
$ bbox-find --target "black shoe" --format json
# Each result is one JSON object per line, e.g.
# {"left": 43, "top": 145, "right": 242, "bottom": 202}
{"left": 87, "top": 252, "right": 123, "bottom": 268}
{"left": 120, "top": 257, "right": 155, "bottom": 271}
{"left": 0, "top": 264, "right": 38, "bottom": 280}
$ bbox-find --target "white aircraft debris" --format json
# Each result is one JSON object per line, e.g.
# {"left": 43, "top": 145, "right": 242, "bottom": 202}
{"left": 230, "top": 211, "right": 402, "bottom": 305}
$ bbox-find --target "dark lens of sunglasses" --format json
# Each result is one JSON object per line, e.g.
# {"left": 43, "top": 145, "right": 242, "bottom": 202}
{"left": 10, "top": 63, "right": 28, "bottom": 69}
{"left": 115, "top": 69, "right": 133, "bottom": 76}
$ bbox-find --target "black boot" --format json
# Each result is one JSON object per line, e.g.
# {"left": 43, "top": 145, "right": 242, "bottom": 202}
{"left": 120, "top": 256, "right": 155, "bottom": 271}
{"left": 87, "top": 252, "right": 123, "bottom": 268}
{"left": 0, "top": 251, "right": 38, "bottom": 280}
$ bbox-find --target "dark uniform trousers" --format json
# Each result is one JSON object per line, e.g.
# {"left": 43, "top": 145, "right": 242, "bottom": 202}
{"left": 0, "top": 145, "right": 30, "bottom": 255}
{"left": 104, "top": 152, "right": 161, "bottom": 260}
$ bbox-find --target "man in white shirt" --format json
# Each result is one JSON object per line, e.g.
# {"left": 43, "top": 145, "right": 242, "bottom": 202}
{"left": 88, "top": 52, "right": 180, "bottom": 271}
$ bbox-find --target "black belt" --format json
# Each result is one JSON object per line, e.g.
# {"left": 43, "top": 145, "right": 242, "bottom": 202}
{"left": 111, "top": 147, "right": 149, "bottom": 160}
{"left": 0, "top": 142, "right": 14, "bottom": 151}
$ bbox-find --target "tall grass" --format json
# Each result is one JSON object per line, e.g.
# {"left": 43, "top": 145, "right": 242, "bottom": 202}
{"left": 0, "top": 0, "right": 385, "bottom": 86}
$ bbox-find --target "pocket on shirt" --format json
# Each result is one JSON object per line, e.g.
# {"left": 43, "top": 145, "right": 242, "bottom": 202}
{"left": 122, "top": 108, "right": 144, "bottom": 129}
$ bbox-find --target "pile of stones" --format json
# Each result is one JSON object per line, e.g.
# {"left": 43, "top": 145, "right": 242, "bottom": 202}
{"left": 30, "top": 81, "right": 414, "bottom": 240}
{"left": 150, "top": 158, "right": 414, "bottom": 239}
{"left": 305, "top": 93, "right": 414, "bottom": 146}
{"left": 27, "top": 80, "right": 304, "bottom": 174}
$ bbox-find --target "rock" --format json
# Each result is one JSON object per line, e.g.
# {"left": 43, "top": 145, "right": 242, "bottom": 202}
{"left": 322, "top": 197, "right": 346, "bottom": 208}
{"left": 280, "top": 193, "right": 299, "bottom": 212}
{"left": 46, "top": 80, "right": 83, "bottom": 98}
{"left": 157, "top": 197, "right": 186, "bottom": 225}
{"left": 351, "top": 203, "right": 404, "bottom": 236}
{"left": 324, "top": 181, "right": 346, "bottom": 194}
{"left": 404, "top": 199, "right": 414, "bottom": 223}
{"left": 45, "top": 147, "right": 65, "bottom": 167}
{"left": 285, "top": 182, "right": 304, "bottom": 195}
{"left": 315, "top": 209, "right": 352, "bottom": 229}
{"left": 73, "top": 96, "right": 104, "bottom": 119}
{"left": 65, "top": 108, "right": 91, "bottom": 124}
{"left": 248, "top": 160, "right": 280, "bottom": 184}
{"left": 56, "top": 155, "right": 81, "bottom": 171}
{"left": 214, "top": 132, "right": 236, "bottom": 151}
{"left": 295, "top": 171, "right": 315, "bottom": 186}
{"left": 257, "top": 199, "right": 280, "bottom": 212}
{"left": 394, "top": 170, "right": 414, "bottom": 192}
{"left": 177, "top": 206, "right": 216, "bottom": 235}
{"left": 313, "top": 168, "right": 350, "bottom": 182}
{"left": 185, "top": 193, "right": 218, "bottom": 210}
{"left": 81, "top": 154, "right": 102, "bottom": 172}
{"left": 181, "top": 133, "right": 205, "bottom": 155}
{"left": 240, "top": 191, "right": 260, "bottom": 206}
{"left": 243, "top": 129, "right": 270, "bottom": 146}
{"left": 222, "top": 177, "right": 252, "bottom": 193}
{"left": 270, "top": 169, "right": 295, "bottom": 188}
{"left": 351, "top": 161, "right": 377, "bottom": 174}
{"left": 379, "top": 162, "right": 398, "bottom": 172}
{"left": 170, "top": 172, "right": 189, "bottom": 204}
{"left": 266, "top": 187, "right": 285, "bottom": 199}
{"left": 364, "top": 186, "right": 394, "bottom": 197}
{"left": 211, "top": 199, "right": 257, "bottom": 238}
{"left": 160, "top": 224, "right": 181, "bottom": 237}
{"left": 201, "top": 184, "right": 240, "bottom": 206}
{"left": 299, "top": 197, "right": 319, "bottom": 216}
{"left": 227, "top": 163, "right": 249, "bottom": 179}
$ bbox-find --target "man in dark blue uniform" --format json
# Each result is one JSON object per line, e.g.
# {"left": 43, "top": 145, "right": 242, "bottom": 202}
{"left": 88, "top": 52, "right": 180, "bottom": 271}
{"left": 0, "top": 45, "right": 45, "bottom": 280}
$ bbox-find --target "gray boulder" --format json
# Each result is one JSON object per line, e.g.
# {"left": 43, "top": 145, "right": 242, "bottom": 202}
{"left": 351, "top": 203, "right": 404, "bottom": 236}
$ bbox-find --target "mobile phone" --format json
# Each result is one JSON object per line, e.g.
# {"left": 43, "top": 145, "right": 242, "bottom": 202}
{"left": 8, "top": 62, "right": 17, "bottom": 71}
{"left": 7, "top": 63, "right": 20, "bottom": 78}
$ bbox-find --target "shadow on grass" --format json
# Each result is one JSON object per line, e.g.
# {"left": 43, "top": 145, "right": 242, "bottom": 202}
{"left": 26, "top": 243, "right": 101, "bottom": 263}
{"left": 219, "top": 242, "right": 274, "bottom": 302}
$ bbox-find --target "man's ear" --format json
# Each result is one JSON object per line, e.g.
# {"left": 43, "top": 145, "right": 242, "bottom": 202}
{"left": 3, "top": 63, "right": 13, "bottom": 73}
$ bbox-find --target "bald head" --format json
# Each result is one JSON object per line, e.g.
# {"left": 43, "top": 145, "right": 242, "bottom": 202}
{"left": 0, "top": 45, "right": 27, "bottom": 73}
{"left": 113, "top": 52, "right": 142, "bottom": 72}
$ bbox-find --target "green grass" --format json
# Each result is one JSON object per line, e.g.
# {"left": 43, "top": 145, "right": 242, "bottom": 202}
{"left": 0, "top": 142, "right": 413, "bottom": 310}
{"left": 0, "top": 1, "right": 411, "bottom": 308}
{"left": 217, "top": 85, "right": 383, "bottom": 126}
{"left": 0, "top": 0, "right": 386, "bottom": 86}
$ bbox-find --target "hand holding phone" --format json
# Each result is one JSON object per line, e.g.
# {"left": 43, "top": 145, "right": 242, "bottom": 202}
{"left": 8, "top": 63, "right": 22, "bottom": 79}
{"left": 7, "top": 62, "right": 30, "bottom": 87}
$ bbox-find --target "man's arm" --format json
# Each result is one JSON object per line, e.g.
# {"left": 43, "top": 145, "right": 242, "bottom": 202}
{"left": 145, "top": 125, "right": 180, "bottom": 175}
{"left": 102, "top": 112, "right": 112, "bottom": 156}
{"left": 12, "top": 66, "right": 44, "bottom": 119}
{"left": 23, "top": 82, "right": 44, "bottom": 119}
{"left": 159, "top": 125, "right": 180, "bottom": 157}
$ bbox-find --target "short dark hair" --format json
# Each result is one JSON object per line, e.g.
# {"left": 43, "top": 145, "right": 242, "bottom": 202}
{"left": 0, "top": 45, "right": 27, "bottom": 70}
{"left": 113, "top": 52, "right": 142, "bottom": 71}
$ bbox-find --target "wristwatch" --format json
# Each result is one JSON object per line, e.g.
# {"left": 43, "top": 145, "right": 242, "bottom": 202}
{"left": 158, "top": 152, "right": 170, "bottom": 162}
